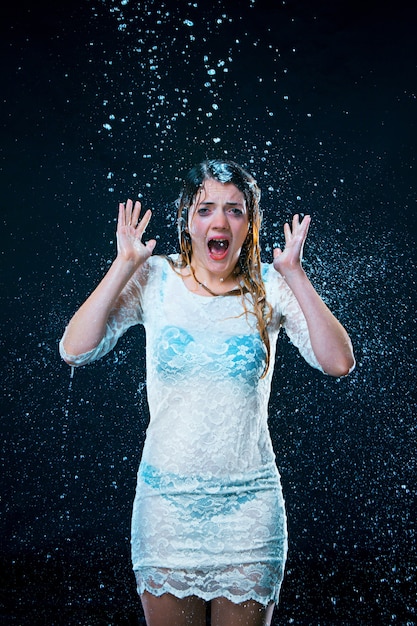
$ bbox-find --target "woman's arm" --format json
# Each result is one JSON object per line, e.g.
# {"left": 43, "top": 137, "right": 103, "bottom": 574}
{"left": 273, "top": 214, "right": 355, "bottom": 377}
{"left": 61, "top": 200, "right": 156, "bottom": 362}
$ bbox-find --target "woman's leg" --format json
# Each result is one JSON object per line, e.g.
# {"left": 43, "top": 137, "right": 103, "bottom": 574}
{"left": 211, "top": 596, "right": 275, "bottom": 626}
{"left": 141, "top": 591, "right": 207, "bottom": 626}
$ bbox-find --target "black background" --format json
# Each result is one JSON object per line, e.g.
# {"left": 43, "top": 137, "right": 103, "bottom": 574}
{"left": 1, "top": 0, "right": 416, "bottom": 624}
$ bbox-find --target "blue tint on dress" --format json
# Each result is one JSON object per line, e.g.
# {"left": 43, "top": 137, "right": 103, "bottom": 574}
{"left": 155, "top": 325, "right": 265, "bottom": 383}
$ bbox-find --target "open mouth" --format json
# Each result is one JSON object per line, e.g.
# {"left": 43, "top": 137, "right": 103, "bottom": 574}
{"left": 207, "top": 238, "right": 230, "bottom": 259}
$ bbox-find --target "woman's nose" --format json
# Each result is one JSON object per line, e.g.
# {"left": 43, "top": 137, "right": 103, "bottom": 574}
{"left": 211, "top": 209, "right": 229, "bottom": 229}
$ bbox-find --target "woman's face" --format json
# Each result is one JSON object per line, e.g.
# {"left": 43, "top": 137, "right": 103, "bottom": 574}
{"left": 188, "top": 178, "right": 249, "bottom": 278}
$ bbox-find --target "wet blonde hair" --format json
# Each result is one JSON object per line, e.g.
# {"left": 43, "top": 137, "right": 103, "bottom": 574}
{"left": 170, "top": 159, "right": 272, "bottom": 377}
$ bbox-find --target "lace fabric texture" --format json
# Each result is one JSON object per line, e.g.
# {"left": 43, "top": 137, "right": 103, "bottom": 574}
{"left": 134, "top": 563, "right": 285, "bottom": 606}
{"left": 59, "top": 256, "right": 323, "bottom": 605}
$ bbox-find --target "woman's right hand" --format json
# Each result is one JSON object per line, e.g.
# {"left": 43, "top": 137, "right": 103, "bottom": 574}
{"left": 60, "top": 199, "right": 156, "bottom": 362}
{"left": 116, "top": 199, "right": 156, "bottom": 267}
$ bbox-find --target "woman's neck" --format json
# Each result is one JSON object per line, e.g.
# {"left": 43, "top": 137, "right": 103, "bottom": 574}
{"left": 186, "top": 263, "right": 242, "bottom": 297}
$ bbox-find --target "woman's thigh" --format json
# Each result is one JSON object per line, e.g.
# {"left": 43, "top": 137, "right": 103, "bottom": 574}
{"left": 211, "top": 596, "right": 275, "bottom": 626}
{"left": 140, "top": 591, "right": 207, "bottom": 626}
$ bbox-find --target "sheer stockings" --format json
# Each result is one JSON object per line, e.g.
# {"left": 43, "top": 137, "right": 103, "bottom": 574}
{"left": 211, "top": 596, "right": 275, "bottom": 626}
{"left": 141, "top": 591, "right": 275, "bottom": 626}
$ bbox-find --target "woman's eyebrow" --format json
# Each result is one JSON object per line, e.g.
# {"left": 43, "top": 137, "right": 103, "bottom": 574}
{"left": 198, "top": 201, "right": 244, "bottom": 206}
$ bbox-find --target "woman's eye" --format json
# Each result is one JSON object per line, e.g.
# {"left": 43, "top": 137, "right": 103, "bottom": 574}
{"left": 197, "top": 207, "right": 210, "bottom": 215}
{"left": 229, "top": 207, "right": 244, "bottom": 216}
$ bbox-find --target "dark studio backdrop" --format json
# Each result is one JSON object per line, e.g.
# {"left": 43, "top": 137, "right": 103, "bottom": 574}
{"left": 1, "top": 0, "right": 416, "bottom": 624}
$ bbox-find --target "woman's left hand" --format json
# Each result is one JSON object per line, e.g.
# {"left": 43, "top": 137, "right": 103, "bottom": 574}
{"left": 272, "top": 213, "right": 355, "bottom": 377}
{"left": 273, "top": 214, "right": 311, "bottom": 277}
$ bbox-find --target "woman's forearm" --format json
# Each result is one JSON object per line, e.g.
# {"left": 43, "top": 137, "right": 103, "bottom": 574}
{"left": 284, "top": 268, "right": 355, "bottom": 377}
{"left": 61, "top": 256, "right": 138, "bottom": 359}
{"left": 61, "top": 201, "right": 156, "bottom": 362}
{"left": 273, "top": 215, "right": 355, "bottom": 377}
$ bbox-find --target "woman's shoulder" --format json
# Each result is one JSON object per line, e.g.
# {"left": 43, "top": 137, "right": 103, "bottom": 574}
{"left": 261, "top": 261, "right": 280, "bottom": 286}
{"left": 261, "top": 261, "right": 290, "bottom": 284}
{"left": 136, "top": 253, "right": 174, "bottom": 277}
{"left": 261, "top": 261, "right": 293, "bottom": 308}
{"left": 148, "top": 253, "right": 180, "bottom": 269}
{"left": 133, "top": 254, "right": 183, "bottom": 292}
{"left": 261, "top": 261, "right": 272, "bottom": 280}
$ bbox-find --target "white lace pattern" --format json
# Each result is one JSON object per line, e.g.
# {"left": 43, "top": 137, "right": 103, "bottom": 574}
{"left": 59, "top": 255, "right": 323, "bottom": 605}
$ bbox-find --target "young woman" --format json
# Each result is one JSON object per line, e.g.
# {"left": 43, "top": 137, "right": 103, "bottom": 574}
{"left": 60, "top": 160, "right": 355, "bottom": 626}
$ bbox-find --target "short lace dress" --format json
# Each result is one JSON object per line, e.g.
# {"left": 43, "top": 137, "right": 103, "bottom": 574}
{"left": 60, "top": 255, "right": 323, "bottom": 606}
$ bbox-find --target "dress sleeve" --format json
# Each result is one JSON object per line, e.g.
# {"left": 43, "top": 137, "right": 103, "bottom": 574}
{"left": 264, "top": 264, "right": 324, "bottom": 372}
{"left": 59, "top": 259, "right": 152, "bottom": 367}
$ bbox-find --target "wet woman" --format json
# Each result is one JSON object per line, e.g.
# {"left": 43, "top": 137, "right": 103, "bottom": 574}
{"left": 60, "top": 160, "right": 355, "bottom": 626}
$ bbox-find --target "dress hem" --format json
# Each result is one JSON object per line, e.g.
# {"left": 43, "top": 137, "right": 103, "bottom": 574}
{"left": 135, "top": 579, "right": 281, "bottom": 607}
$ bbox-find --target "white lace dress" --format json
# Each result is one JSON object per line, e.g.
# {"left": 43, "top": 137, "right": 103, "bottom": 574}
{"left": 59, "top": 255, "right": 323, "bottom": 606}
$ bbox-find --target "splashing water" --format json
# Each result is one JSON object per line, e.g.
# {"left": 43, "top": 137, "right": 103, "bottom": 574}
{"left": 2, "top": 0, "right": 416, "bottom": 624}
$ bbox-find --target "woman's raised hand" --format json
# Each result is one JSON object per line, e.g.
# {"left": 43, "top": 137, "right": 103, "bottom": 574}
{"left": 273, "top": 214, "right": 310, "bottom": 277}
{"left": 116, "top": 199, "right": 156, "bottom": 267}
